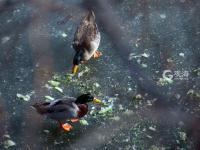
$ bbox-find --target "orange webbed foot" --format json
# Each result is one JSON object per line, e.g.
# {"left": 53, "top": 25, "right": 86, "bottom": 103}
{"left": 70, "top": 118, "right": 79, "bottom": 123}
{"left": 61, "top": 123, "right": 72, "bottom": 131}
{"left": 93, "top": 50, "right": 102, "bottom": 58}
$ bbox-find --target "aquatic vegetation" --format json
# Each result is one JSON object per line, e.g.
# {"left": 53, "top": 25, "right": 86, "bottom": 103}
{"left": 17, "top": 93, "right": 31, "bottom": 101}
{"left": 49, "top": 66, "right": 103, "bottom": 96}
{"left": 45, "top": 95, "right": 55, "bottom": 101}
{"left": 3, "top": 134, "right": 16, "bottom": 149}
{"left": 54, "top": 87, "right": 63, "bottom": 93}
{"left": 16, "top": 91, "right": 35, "bottom": 101}
{"left": 187, "top": 89, "right": 200, "bottom": 99}
{"left": 193, "top": 68, "right": 200, "bottom": 76}
{"left": 48, "top": 80, "right": 60, "bottom": 87}
{"left": 157, "top": 76, "right": 173, "bottom": 86}
{"left": 79, "top": 119, "right": 89, "bottom": 126}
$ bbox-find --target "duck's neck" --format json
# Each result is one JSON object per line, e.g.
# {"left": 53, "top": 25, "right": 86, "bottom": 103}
{"left": 77, "top": 104, "right": 88, "bottom": 118}
{"left": 73, "top": 50, "right": 83, "bottom": 63}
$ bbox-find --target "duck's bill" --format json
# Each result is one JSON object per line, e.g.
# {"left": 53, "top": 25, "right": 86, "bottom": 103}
{"left": 72, "top": 65, "right": 78, "bottom": 74}
{"left": 93, "top": 98, "right": 102, "bottom": 104}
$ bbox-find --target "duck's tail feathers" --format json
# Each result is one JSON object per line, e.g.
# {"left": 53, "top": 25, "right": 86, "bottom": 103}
{"left": 31, "top": 103, "right": 48, "bottom": 114}
{"left": 86, "top": 10, "right": 95, "bottom": 21}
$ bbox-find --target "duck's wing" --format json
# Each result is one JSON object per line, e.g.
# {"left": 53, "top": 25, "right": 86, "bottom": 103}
{"left": 49, "top": 97, "right": 76, "bottom": 106}
{"left": 47, "top": 103, "right": 75, "bottom": 113}
{"left": 73, "top": 11, "right": 99, "bottom": 52}
{"left": 49, "top": 99, "right": 67, "bottom": 106}
{"left": 47, "top": 102, "right": 79, "bottom": 120}
{"left": 48, "top": 99, "right": 78, "bottom": 114}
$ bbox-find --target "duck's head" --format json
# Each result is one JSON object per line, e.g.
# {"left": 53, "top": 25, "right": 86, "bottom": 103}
{"left": 72, "top": 51, "right": 83, "bottom": 74}
{"left": 75, "top": 94, "right": 102, "bottom": 104}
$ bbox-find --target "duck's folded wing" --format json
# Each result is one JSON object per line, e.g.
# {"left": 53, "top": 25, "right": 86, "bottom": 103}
{"left": 48, "top": 102, "right": 76, "bottom": 112}
{"left": 47, "top": 105, "right": 67, "bottom": 113}
{"left": 47, "top": 103, "right": 79, "bottom": 119}
{"left": 49, "top": 98, "right": 75, "bottom": 106}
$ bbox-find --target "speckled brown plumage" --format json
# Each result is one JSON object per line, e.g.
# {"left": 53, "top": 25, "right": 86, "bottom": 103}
{"left": 72, "top": 10, "right": 101, "bottom": 61}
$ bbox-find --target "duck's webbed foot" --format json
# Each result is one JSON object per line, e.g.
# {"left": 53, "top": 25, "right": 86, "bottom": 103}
{"left": 93, "top": 50, "right": 102, "bottom": 58}
{"left": 58, "top": 121, "right": 72, "bottom": 131}
{"left": 70, "top": 118, "right": 79, "bottom": 123}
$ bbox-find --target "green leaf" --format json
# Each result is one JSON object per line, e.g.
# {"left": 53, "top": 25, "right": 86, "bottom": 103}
{"left": 149, "top": 126, "right": 156, "bottom": 131}
{"left": 45, "top": 96, "right": 55, "bottom": 101}
{"left": 48, "top": 80, "right": 60, "bottom": 87}
{"left": 17, "top": 93, "right": 30, "bottom": 101}
{"left": 141, "top": 63, "right": 148, "bottom": 68}
{"left": 99, "top": 107, "right": 112, "bottom": 115}
{"left": 43, "top": 130, "right": 50, "bottom": 134}
{"left": 54, "top": 87, "right": 63, "bottom": 93}
{"left": 141, "top": 52, "right": 150, "bottom": 58}
{"left": 179, "top": 132, "right": 187, "bottom": 141}
{"left": 4, "top": 139, "right": 16, "bottom": 149}
{"left": 62, "top": 33, "right": 67, "bottom": 37}
{"left": 187, "top": 89, "right": 194, "bottom": 95}
{"left": 65, "top": 73, "right": 73, "bottom": 81}
{"left": 94, "top": 82, "right": 100, "bottom": 87}
{"left": 79, "top": 119, "right": 89, "bottom": 125}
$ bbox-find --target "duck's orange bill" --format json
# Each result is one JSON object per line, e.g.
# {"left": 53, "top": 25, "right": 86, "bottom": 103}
{"left": 70, "top": 118, "right": 79, "bottom": 122}
{"left": 93, "top": 98, "right": 102, "bottom": 104}
{"left": 72, "top": 65, "right": 78, "bottom": 74}
{"left": 62, "top": 123, "right": 72, "bottom": 131}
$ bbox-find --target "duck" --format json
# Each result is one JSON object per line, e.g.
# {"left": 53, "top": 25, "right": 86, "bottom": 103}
{"left": 72, "top": 10, "right": 102, "bottom": 74}
{"left": 32, "top": 94, "right": 102, "bottom": 131}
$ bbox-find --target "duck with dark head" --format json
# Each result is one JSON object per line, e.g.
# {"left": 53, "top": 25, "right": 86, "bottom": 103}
{"left": 32, "top": 94, "right": 102, "bottom": 131}
{"left": 72, "top": 10, "right": 102, "bottom": 74}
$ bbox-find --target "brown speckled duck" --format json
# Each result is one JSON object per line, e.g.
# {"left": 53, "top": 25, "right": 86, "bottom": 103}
{"left": 72, "top": 10, "right": 101, "bottom": 74}
{"left": 32, "top": 94, "right": 102, "bottom": 131}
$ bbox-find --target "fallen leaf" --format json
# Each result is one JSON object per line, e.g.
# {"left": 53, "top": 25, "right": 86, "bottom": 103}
{"left": 48, "top": 80, "right": 60, "bottom": 87}
{"left": 179, "top": 132, "right": 187, "bottom": 141}
{"left": 45, "top": 96, "right": 55, "bottom": 101}
{"left": 17, "top": 93, "right": 30, "bottom": 101}
{"left": 54, "top": 87, "right": 63, "bottom": 93}
{"left": 99, "top": 107, "right": 112, "bottom": 115}
{"left": 149, "top": 126, "right": 156, "bottom": 131}
{"left": 79, "top": 119, "right": 89, "bottom": 125}
{"left": 3, "top": 135, "right": 16, "bottom": 149}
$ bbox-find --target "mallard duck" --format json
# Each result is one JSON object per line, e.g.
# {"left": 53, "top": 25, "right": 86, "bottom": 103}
{"left": 32, "top": 94, "right": 102, "bottom": 131}
{"left": 72, "top": 10, "right": 101, "bottom": 74}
